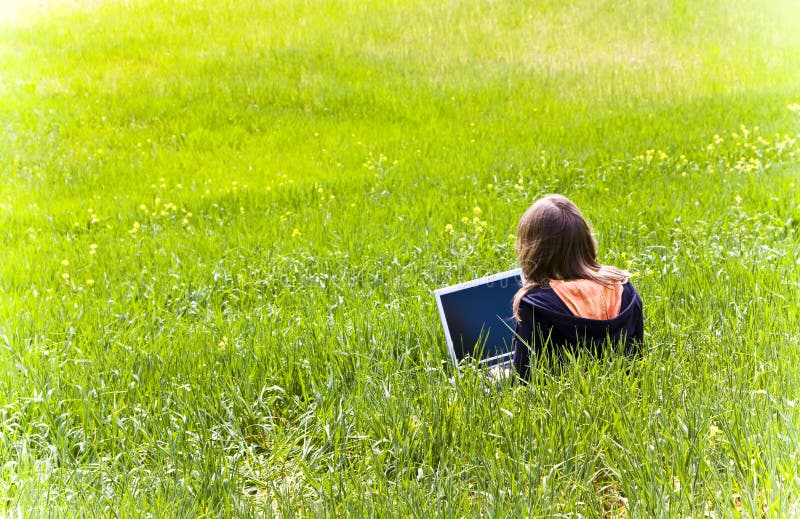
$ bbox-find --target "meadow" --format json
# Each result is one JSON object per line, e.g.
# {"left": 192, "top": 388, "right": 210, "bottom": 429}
{"left": 1, "top": 0, "right": 800, "bottom": 516}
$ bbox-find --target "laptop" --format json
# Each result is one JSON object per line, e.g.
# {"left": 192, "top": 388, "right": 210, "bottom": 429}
{"left": 434, "top": 268, "right": 523, "bottom": 373}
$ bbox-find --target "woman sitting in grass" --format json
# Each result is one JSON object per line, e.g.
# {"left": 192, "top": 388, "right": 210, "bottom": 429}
{"left": 512, "top": 194, "right": 644, "bottom": 381}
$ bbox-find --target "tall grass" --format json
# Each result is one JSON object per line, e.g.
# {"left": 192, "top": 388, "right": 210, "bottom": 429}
{"left": 1, "top": 0, "right": 799, "bottom": 516}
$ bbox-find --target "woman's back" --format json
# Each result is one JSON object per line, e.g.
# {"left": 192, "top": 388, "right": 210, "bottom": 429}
{"left": 512, "top": 279, "right": 644, "bottom": 380}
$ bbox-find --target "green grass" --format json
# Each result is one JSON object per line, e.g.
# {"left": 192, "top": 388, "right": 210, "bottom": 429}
{"left": 1, "top": 0, "right": 800, "bottom": 516}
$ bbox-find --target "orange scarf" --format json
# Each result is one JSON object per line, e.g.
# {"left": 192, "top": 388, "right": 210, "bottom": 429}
{"left": 549, "top": 279, "right": 623, "bottom": 320}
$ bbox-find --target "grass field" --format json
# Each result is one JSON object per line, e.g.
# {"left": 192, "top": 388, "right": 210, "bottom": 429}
{"left": 2, "top": 0, "right": 800, "bottom": 516}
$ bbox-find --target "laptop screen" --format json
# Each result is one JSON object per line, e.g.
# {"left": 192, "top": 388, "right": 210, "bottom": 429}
{"left": 434, "top": 269, "right": 523, "bottom": 366}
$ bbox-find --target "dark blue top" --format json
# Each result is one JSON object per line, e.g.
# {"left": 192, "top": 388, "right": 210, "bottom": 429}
{"left": 512, "top": 281, "right": 644, "bottom": 380}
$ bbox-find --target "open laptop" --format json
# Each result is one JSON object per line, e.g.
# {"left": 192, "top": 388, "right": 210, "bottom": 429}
{"left": 434, "top": 268, "right": 523, "bottom": 372}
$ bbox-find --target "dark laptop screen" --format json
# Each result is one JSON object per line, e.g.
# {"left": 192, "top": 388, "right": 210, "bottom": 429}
{"left": 437, "top": 271, "right": 522, "bottom": 363}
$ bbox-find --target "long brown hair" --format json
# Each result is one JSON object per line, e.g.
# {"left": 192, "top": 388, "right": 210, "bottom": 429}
{"left": 512, "top": 194, "right": 628, "bottom": 320}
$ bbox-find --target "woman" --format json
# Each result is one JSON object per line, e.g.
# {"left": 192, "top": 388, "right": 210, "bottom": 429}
{"left": 512, "top": 194, "right": 644, "bottom": 380}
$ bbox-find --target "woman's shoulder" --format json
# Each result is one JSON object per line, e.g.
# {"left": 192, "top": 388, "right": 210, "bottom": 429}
{"left": 520, "top": 285, "right": 568, "bottom": 312}
{"left": 520, "top": 278, "right": 640, "bottom": 312}
{"left": 621, "top": 279, "right": 642, "bottom": 304}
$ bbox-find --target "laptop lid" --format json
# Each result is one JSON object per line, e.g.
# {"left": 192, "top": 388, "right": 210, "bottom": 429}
{"left": 434, "top": 268, "right": 523, "bottom": 367}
